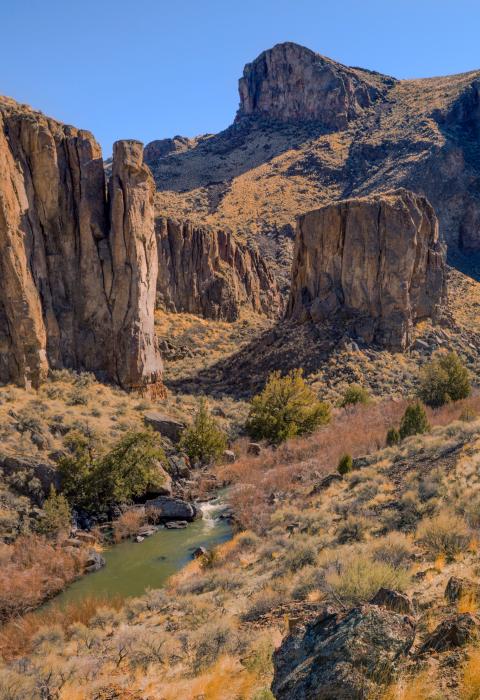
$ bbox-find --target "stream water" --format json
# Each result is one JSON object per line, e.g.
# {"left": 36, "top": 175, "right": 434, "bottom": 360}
{"left": 52, "top": 497, "right": 232, "bottom": 606}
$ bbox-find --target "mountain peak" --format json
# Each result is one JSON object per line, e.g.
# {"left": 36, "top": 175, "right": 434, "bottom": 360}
{"left": 236, "top": 42, "right": 396, "bottom": 127}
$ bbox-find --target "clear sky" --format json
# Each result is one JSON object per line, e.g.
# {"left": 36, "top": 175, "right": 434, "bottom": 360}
{"left": 3, "top": 0, "right": 479, "bottom": 155}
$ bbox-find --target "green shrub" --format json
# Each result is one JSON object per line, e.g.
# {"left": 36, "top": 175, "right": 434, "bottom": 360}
{"left": 325, "top": 553, "right": 410, "bottom": 604}
{"left": 386, "top": 427, "right": 400, "bottom": 446}
{"left": 337, "top": 515, "right": 368, "bottom": 543}
{"left": 416, "top": 510, "right": 471, "bottom": 559}
{"left": 284, "top": 544, "right": 317, "bottom": 572}
{"left": 340, "top": 384, "right": 371, "bottom": 408}
{"left": 371, "top": 532, "right": 415, "bottom": 568}
{"left": 179, "top": 399, "right": 227, "bottom": 465}
{"left": 36, "top": 486, "right": 71, "bottom": 537}
{"left": 399, "top": 402, "right": 430, "bottom": 439}
{"left": 246, "top": 369, "right": 331, "bottom": 445}
{"left": 337, "top": 453, "right": 353, "bottom": 475}
{"left": 59, "top": 431, "right": 166, "bottom": 513}
{"left": 418, "top": 351, "right": 471, "bottom": 408}
{"left": 459, "top": 407, "right": 477, "bottom": 422}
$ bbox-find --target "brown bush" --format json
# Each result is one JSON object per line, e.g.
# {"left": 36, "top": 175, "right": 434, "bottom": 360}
{"left": 113, "top": 508, "right": 146, "bottom": 542}
{"left": 0, "top": 535, "right": 86, "bottom": 623}
{"left": 220, "top": 396, "right": 480, "bottom": 532}
{"left": 0, "top": 594, "right": 124, "bottom": 661}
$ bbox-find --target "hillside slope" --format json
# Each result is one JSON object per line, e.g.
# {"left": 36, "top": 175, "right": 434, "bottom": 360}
{"left": 147, "top": 42, "right": 480, "bottom": 281}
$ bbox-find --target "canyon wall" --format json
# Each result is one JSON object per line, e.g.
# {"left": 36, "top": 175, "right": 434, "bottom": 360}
{"left": 286, "top": 189, "right": 446, "bottom": 350}
{"left": 0, "top": 97, "right": 163, "bottom": 391}
{"left": 156, "top": 217, "right": 282, "bottom": 321}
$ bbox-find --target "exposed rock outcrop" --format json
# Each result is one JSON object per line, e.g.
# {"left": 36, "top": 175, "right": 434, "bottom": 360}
{"left": 156, "top": 217, "right": 282, "bottom": 320}
{"left": 286, "top": 189, "right": 446, "bottom": 350}
{"left": 0, "top": 97, "right": 163, "bottom": 391}
{"left": 420, "top": 613, "right": 480, "bottom": 652}
{"left": 272, "top": 604, "right": 416, "bottom": 700}
{"left": 237, "top": 42, "right": 394, "bottom": 128}
{"left": 109, "top": 141, "right": 162, "bottom": 390}
{"left": 150, "top": 42, "right": 480, "bottom": 256}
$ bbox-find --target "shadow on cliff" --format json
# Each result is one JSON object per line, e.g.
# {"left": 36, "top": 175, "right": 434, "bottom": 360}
{"left": 164, "top": 319, "right": 341, "bottom": 400}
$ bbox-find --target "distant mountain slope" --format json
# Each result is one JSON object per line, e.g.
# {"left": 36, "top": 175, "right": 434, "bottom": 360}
{"left": 146, "top": 42, "right": 480, "bottom": 274}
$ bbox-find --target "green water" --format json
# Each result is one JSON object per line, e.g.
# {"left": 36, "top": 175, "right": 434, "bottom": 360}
{"left": 52, "top": 500, "right": 232, "bottom": 605}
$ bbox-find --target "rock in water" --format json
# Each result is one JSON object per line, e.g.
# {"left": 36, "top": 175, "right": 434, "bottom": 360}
{"left": 286, "top": 189, "right": 446, "bottom": 350}
{"left": 145, "top": 496, "right": 197, "bottom": 522}
{"left": 156, "top": 217, "right": 282, "bottom": 321}
{"left": 0, "top": 97, "right": 163, "bottom": 392}
{"left": 272, "top": 604, "right": 416, "bottom": 700}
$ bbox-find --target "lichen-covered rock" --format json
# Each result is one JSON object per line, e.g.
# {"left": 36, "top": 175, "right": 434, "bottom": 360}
{"left": 445, "top": 576, "right": 480, "bottom": 604}
{"left": 237, "top": 42, "right": 394, "bottom": 128}
{"left": 156, "top": 217, "right": 282, "bottom": 321}
{"left": 0, "top": 97, "right": 163, "bottom": 391}
{"left": 272, "top": 604, "right": 416, "bottom": 700}
{"left": 420, "top": 613, "right": 480, "bottom": 652}
{"left": 370, "top": 588, "right": 415, "bottom": 616}
{"left": 286, "top": 189, "right": 446, "bottom": 350}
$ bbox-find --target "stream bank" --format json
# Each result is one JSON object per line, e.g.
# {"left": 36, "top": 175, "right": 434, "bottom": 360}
{"left": 51, "top": 496, "right": 232, "bottom": 605}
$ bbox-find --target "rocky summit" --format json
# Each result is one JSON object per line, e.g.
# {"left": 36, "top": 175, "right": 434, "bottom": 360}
{"left": 287, "top": 189, "right": 446, "bottom": 350}
{"left": 236, "top": 42, "right": 394, "bottom": 128}
{"left": 148, "top": 41, "right": 480, "bottom": 265}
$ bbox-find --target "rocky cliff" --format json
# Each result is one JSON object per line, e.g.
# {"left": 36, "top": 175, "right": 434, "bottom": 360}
{"left": 0, "top": 97, "right": 163, "bottom": 391}
{"left": 286, "top": 189, "right": 446, "bottom": 350}
{"left": 149, "top": 42, "right": 480, "bottom": 261}
{"left": 156, "top": 217, "right": 282, "bottom": 320}
{"left": 237, "top": 42, "right": 394, "bottom": 128}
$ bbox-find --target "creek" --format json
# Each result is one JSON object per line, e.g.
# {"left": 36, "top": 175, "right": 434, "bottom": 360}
{"left": 52, "top": 496, "right": 232, "bottom": 605}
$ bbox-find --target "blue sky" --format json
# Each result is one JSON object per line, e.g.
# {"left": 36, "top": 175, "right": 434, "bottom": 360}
{"left": 3, "top": 0, "right": 479, "bottom": 155}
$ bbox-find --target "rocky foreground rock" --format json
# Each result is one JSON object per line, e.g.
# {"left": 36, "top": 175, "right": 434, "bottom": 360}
{"left": 272, "top": 604, "right": 416, "bottom": 700}
{"left": 0, "top": 97, "right": 162, "bottom": 391}
{"left": 286, "top": 189, "right": 446, "bottom": 350}
{"left": 156, "top": 217, "right": 282, "bottom": 320}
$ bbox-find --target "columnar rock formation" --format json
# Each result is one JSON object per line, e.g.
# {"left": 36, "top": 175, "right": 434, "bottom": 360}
{"left": 156, "top": 217, "right": 282, "bottom": 321}
{"left": 286, "top": 189, "right": 446, "bottom": 350}
{"left": 0, "top": 97, "right": 163, "bottom": 391}
{"left": 109, "top": 141, "right": 162, "bottom": 390}
{"left": 236, "top": 42, "right": 394, "bottom": 128}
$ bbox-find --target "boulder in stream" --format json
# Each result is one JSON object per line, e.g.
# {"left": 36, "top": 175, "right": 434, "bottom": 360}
{"left": 165, "top": 520, "right": 188, "bottom": 529}
{"left": 84, "top": 550, "right": 106, "bottom": 574}
{"left": 145, "top": 496, "right": 198, "bottom": 522}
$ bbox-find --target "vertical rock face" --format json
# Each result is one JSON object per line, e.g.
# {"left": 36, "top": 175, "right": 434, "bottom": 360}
{"left": 109, "top": 141, "right": 163, "bottom": 390}
{"left": 286, "top": 189, "right": 446, "bottom": 350}
{"left": 0, "top": 97, "right": 163, "bottom": 391}
{"left": 156, "top": 217, "right": 282, "bottom": 321}
{"left": 237, "top": 42, "right": 394, "bottom": 128}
